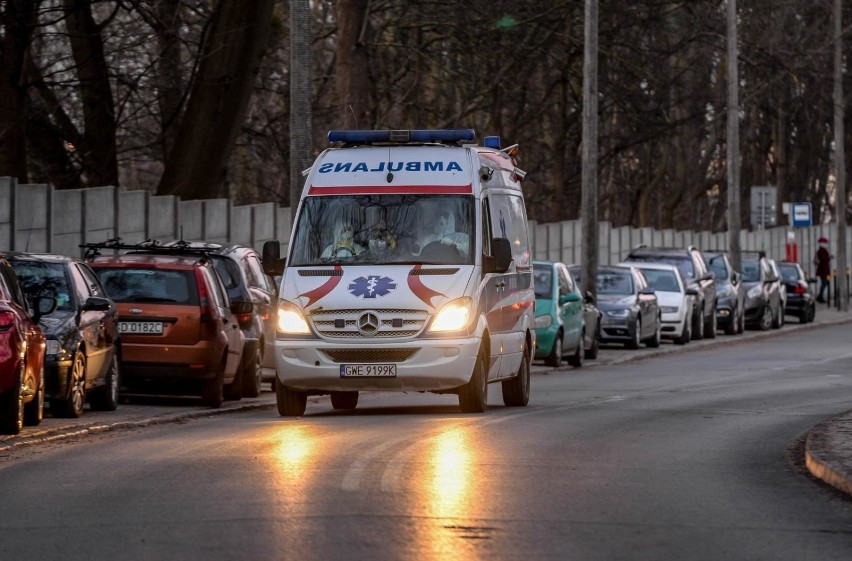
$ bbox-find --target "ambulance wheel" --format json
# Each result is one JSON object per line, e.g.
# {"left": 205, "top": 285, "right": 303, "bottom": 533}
{"left": 276, "top": 381, "right": 307, "bottom": 416}
{"left": 502, "top": 348, "right": 530, "bottom": 407}
{"left": 459, "top": 352, "right": 488, "bottom": 413}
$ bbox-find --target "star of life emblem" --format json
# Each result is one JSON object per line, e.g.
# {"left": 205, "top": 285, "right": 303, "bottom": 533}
{"left": 349, "top": 275, "right": 396, "bottom": 298}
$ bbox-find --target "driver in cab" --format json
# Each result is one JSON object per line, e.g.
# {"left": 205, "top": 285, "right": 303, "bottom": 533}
{"left": 419, "top": 210, "right": 470, "bottom": 257}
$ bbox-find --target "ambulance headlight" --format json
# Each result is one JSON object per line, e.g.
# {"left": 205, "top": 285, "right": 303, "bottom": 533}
{"left": 277, "top": 300, "right": 311, "bottom": 334}
{"left": 428, "top": 297, "right": 473, "bottom": 333}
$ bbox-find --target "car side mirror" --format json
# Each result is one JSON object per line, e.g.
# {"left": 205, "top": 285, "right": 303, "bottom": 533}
{"left": 584, "top": 291, "right": 596, "bottom": 304}
{"left": 82, "top": 296, "right": 111, "bottom": 312}
{"left": 32, "top": 296, "right": 57, "bottom": 322}
{"left": 732, "top": 272, "right": 741, "bottom": 284}
{"left": 262, "top": 240, "right": 285, "bottom": 276}
{"left": 639, "top": 286, "right": 656, "bottom": 296}
{"left": 685, "top": 286, "right": 699, "bottom": 296}
{"left": 559, "top": 292, "right": 581, "bottom": 305}
{"left": 231, "top": 301, "right": 254, "bottom": 315}
{"left": 485, "top": 237, "right": 512, "bottom": 274}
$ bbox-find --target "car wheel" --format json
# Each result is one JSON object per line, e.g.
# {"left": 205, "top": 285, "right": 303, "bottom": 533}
{"left": 23, "top": 365, "right": 45, "bottom": 426}
{"left": 759, "top": 305, "right": 772, "bottom": 331}
{"left": 276, "top": 379, "right": 307, "bottom": 416}
{"left": 567, "top": 331, "right": 584, "bottom": 367}
{"left": 56, "top": 351, "right": 86, "bottom": 418}
{"left": 502, "top": 347, "right": 530, "bottom": 407}
{"left": 771, "top": 304, "right": 782, "bottom": 329}
{"left": 738, "top": 307, "right": 746, "bottom": 333}
{"left": 330, "top": 391, "right": 359, "bottom": 410}
{"left": 646, "top": 316, "right": 661, "bottom": 348}
{"left": 675, "top": 314, "right": 691, "bottom": 345}
{"left": 807, "top": 304, "right": 816, "bottom": 323}
{"left": 724, "top": 307, "right": 737, "bottom": 335}
{"left": 585, "top": 326, "right": 600, "bottom": 360}
{"left": 705, "top": 305, "right": 717, "bottom": 339}
{"left": 544, "top": 331, "right": 563, "bottom": 367}
{"left": 202, "top": 358, "right": 225, "bottom": 408}
{"left": 89, "top": 352, "right": 120, "bottom": 411}
{"left": 461, "top": 350, "right": 489, "bottom": 412}
{"left": 692, "top": 308, "right": 705, "bottom": 340}
{"left": 626, "top": 318, "right": 641, "bottom": 349}
{"left": 0, "top": 366, "right": 24, "bottom": 435}
{"left": 241, "top": 346, "right": 264, "bottom": 398}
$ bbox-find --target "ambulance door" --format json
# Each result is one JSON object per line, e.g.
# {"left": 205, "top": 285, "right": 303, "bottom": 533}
{"left": 480, "top": 197, "right": 503, "bottom": 380}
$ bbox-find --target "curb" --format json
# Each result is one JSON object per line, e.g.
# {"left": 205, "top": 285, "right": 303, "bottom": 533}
{"left": 804, "top": 412, "right": 852, "bottom": 497}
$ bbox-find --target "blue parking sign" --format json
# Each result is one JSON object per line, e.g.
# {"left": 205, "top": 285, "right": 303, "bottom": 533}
{"left": 792, "top": 203, "right": 812, "bottom": 227}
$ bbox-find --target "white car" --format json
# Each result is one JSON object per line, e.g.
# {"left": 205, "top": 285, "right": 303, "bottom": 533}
{"left": 617, "top": 262, "right": 697, "bottom": 344}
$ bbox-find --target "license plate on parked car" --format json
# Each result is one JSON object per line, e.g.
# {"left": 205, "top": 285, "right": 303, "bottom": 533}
{"left": 339, "top": 364, "right": 397, "bottom": 377}
{"left": 119, "top": 321, "right": 164, "bottom": 335}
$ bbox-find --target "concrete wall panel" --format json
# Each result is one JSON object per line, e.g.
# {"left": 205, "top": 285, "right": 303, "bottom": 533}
{"left": 231, "top": 205, "right": 252, "bottom": 245}
{"left": 15, "top": 184, "right": 50, "bottom": 253}
{"left": 149, "top": 196, "right": 178, "bottom": 241}
{"left": 0, "top": 177, "right": 13, "bottom": 250}
{"left": 118, "top": 191, "right": 148, "bottom": 243}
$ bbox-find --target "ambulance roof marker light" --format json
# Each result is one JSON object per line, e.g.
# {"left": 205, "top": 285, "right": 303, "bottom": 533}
{"left": 483, "top": 136, "right": 501, "bottom": 149}
{"left": 328, "top": 129, "right": 475, "bottom": 145}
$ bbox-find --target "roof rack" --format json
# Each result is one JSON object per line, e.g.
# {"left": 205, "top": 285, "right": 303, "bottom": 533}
{"left": 80, "top": 238, "right": 218, "bottom": 260}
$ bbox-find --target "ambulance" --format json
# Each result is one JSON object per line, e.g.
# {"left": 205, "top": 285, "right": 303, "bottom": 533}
{"left": 265, "top": 129, "right": 535, "bottom": 415}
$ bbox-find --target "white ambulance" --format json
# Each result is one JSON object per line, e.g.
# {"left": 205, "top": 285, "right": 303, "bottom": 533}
{"left": 264, "top": 129, "right": 535, "bottom": 415}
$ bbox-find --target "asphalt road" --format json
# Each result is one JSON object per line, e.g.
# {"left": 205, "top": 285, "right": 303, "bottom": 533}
{"left": 1, "top": 321, "right": 852, "bottom": 560}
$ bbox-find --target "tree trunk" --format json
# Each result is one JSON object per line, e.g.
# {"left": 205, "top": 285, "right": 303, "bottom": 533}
{"left": 154, "top": 0, "right": 183, "bottom": 161}
{"left": 157, "top": 0, "right": 275, "bottom": 200}
{"left": 335, "top": 0, "right": 371, "bottom": 128}
{"left": 0, "top": 0, "right": 36, "bottom": 182}
{"left": 290, "top": 0, "right": 313, "bottom": 217}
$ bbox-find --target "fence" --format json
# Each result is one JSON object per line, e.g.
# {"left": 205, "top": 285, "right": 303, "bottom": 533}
{"left": 1, "top": 176, "right": 850, "bottom": 280}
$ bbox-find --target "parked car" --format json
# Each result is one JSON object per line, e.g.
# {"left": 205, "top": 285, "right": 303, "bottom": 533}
{"left": 741, "top": 254, "right": 784, "bottom": 331}
{"left": 768, "top": 258, "right": 787, "bottom": 324}
{"left": 703, "top": 251, "right": 746, "bottom": 335}
{"left": 777, "top": 260, "right": 816, "bottom": 323}
{"left": 86, "top": 242, "right": 247, "bottom": 408}
{"left": 623, "top": 245, "right": 717, "bottom": 339}
{"left": 164, "top": 241, "right": 278, "bottom": 397}
{"left": 0, "top": 258, "right": 53, "bottom": 434}
{"left": 564, "top": 265, "right": 601, "bottom": 359}
{"left": 595, "top": 265, "right": 661, "bottom": 349}
{"left": 533, "top": 260, "right": 586, "bottom": 367}
{"left": 618, "top": 261, "right": 696, "bottom": 345}
{"left": 5, "top": 252, "right": 121, "bottom": 417}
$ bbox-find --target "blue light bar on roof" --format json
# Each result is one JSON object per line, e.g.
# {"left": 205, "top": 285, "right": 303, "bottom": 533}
{"left": 328, "top": 129, "right": 476, "bottom": 144}
{"left": 483, "top": 136, "right": 501, "bottom": 149}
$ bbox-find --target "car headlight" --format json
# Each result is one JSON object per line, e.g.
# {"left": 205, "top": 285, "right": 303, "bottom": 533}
{"left": 45, "top": 339, "right": 62, "bottom": 356}
{"left": 276, "top": 300, "right": 311, "bottom": 334}
{"left": 429, "top": 297, "right": 473, "bottom": 333}
{"left": 660, "top": 306, "right": 678, "bottom": 314}
{"left": 747, "top": 285, "right": 762, "bottom": 299}
{"left": 534, "top": 315, "right": 552, "bottom": 328}
{"left": 605, "top": 309, "right": 630, "bottom": 318}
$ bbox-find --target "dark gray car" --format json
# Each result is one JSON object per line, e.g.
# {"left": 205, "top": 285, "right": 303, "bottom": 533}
{"left": 595, "top": 265, "right": 661, "bottom": 349}
{"left": 741, "top": 255, "right": 784, "bottom": 331}
{"left": 703, "top": 251, "right": 745, "bottom": 335}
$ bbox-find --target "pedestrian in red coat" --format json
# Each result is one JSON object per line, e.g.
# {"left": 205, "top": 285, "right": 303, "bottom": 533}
{"left": 814, "top": 236, "right": 831, "bottom": 303}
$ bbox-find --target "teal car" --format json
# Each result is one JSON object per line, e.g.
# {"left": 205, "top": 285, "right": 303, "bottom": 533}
{"left": 533, "top": 260, "right": 586, "bottom": 368}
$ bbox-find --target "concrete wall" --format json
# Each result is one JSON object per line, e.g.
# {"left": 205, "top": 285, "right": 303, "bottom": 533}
{"left": 0, "top": 176, "right": 847, "bottom": 276}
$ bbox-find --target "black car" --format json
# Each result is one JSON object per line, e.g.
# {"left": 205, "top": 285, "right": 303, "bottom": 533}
{"left": 595, "top": 265, "right": 661, "bottom": 349}
{"left": 741, "top": 255, "right": 784, "bottom": 331}
{"left": 4, "top": 252, "right": 120, "bottom": 417}
{"left": 703, "top": 251, "right": 745, "bottom": 335}
{"left": 565, "top": 265, "right": 602, "bottom": 359}
{"left": 777, "top": 261, "right": 816, "bottom": 324}
{"left": 165, "top": 241, "right": 277, "bottom": 397}
{"left": 623, "top": 245, "right": 717, "bottom": 340}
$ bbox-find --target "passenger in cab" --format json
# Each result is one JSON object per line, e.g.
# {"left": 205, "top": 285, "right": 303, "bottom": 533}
{"left": 321, "top": 218, "right": 364, "bottom": 258}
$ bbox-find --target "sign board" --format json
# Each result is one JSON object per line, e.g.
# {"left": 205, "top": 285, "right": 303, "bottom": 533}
{"left": 750, "top": 186, "right": 777, "bottom": 229}
{"left": 791, "top": 203, "right": 812, "bottom": 227}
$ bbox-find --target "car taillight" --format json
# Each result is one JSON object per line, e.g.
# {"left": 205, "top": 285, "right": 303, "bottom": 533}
{"left": 795, "top": 282, "right": 807, "bottom": 295}
{"left": 236, "top": 312, "right": 253, "bottom": 328}
{"left": 194, "top": 268, "right": 214, "bottom": 322}
{"left": 0, "top": 311, "right": 14, "bottom": 330}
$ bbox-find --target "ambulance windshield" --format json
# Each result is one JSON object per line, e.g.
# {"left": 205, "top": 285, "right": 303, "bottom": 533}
{"left": 289, "top": 195, "right": 474, "bottom": 266}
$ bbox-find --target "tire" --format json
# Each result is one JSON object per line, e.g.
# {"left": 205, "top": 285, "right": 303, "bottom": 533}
{"left": 674, "top": 315, "right": 691, "bottom": 345}
{"left": 330, "top": 391, "right": 359, "bottom": 410}
{"left": 626, "top": 318, "right": 641, "bottom": 349}
{"left": 202, "top": 359, "right": 225, "bottom": 408}
{"left": 544, "top": 331, "right": 563, "bottom": 367}
{"left": 705, "top": 305, "right": 717, "bottom": 339}
{"left": 223, "top": 365, "right": 243, "bottom": 401}
{"left": 771, "top": 304, "right": 782, "bottom": 329}
{"left": 759, "top": 305, "right": 772, "bottom": 331}
{"left": 89, "top": 352, "right": 120, "bottom": 411}
{"left": 724, "top": 307, "right": 737, "bottom": 335}
{"left": 584, "top": 328, "right": 599, "bottom": 360}
{"left": 646, "top": 316, "right": 661, "bottom": 348}
{"left": 0, "top": 366, "right": 24, "bottom": 435}
{"left": 276, "top": 379, "right": 307, "bottom": 416}
{"left": 692, "top": 308, "right": 704, "bottom": 341}
{"left": 502, "top": 348, "right": 530, "bottom": 407}
{"left": 738, "top": 307, "right": 746, "bottom": 334}
{"left": 55, "top": 351, "right": 86, "bottom": 418}
{"left": 567, "top": 332, "right": 584, "bottom": 367}
{"left": 23, "top": 365, "right": 45, "bottom": 426}
{"left": 241, "top": 346, "right": 263, "bottom": 398}
{"left": 807, "top": 304, "right": 816, "bottom": 323}
{"left": 460, "top": 350, "right": 489, "bottom": 412}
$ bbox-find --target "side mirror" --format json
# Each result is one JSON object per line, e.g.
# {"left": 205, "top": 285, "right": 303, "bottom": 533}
{"left": 639, "top": 286, "right": 655, "bottom": 295}
{"left": 701, "top": 272, "right": 713, "bottom": 281}
{"left": 82, "top": 296, "right": 111, "bottom": 312}
{"left": 559, "top": 292, "right": 581, "bottom": 305}
{"left": 485, "top": 237, "right": 513, "bottom": 274}
{"left": 584, "top": 291, "right": 596, "bottom": 305}
{"left": 32, "top": 296, "right": 57, "bottom": 322}
{"left": 231, "top": 301, "right": 254, "bottom": 315}
{"left": 262, "top": 240, "right": 285, "bottom": 276}
{"left": 732, "top": 272, "right": 741, "bottom": 284}
{"left": 685, "top": 286, "right": 699, "bottom": 296}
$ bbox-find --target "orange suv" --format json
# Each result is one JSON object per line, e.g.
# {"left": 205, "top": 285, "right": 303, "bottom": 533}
{"left": 85, "top": 241, "right": 246, "bottom": 407}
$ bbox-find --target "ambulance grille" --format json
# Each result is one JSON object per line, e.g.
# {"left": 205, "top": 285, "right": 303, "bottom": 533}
{"left": 321, "top": 348, "right": 418, "bottom": 363}
{"left": 310, "top": 308, "right": 429, "bottom": 339}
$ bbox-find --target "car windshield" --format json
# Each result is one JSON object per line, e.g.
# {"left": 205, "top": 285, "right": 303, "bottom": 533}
{"left": 629, "top": 255, "right": 694, "bottom": 279}
{"left": 533, "top": 265, "right": 553, "bottom": 299}
{"left": 288, "top": 195, "right": 474, "bottom": 266}
{"left": 778, "top": 263, "right": 800, "bottom": 282}
{"left": 597, "top": 271, "right": 634, "bottom": 295}
{"left": 639, "top": 269, "right": 680, "bottom": 293}
{"left": 94, "top": 268, "right": 199, "bottom": 305}
{"left": 706, "top": 255, "right": 728, "bottom": 280}
{"left": 10, "top": 260, "right": 75, "bottom": 312}
{"left": 741, "top": 260, "right": 760, "bottom": 282}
